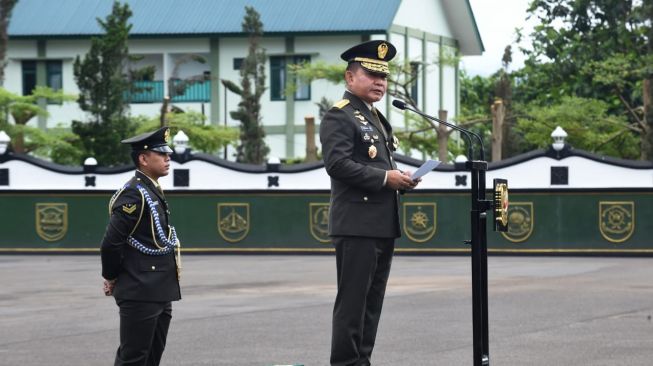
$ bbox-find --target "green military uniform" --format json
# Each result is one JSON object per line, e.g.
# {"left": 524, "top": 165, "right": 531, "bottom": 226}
{"left": 319, "top": 40, "right": 400, "bottom": 366}
{"left": 101, "top": 127, "right": 181, "bottom": 366}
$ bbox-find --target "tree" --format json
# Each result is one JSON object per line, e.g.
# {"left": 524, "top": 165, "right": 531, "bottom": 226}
{"left": 0, "top": 87, "right": 82, "bottom": 164}
{"left": 132, "top": 111, "right": 238, "bottom": 154}
{"left": 167, "top": 54, "right": 208, "bottom": 100}
{"left": 521, "top": 0, "right": 652, "bottom": 159}
{"left": 72, "top": 1, "right": 135, "bottom": 166}
{"left": 0, "top": 0, "right": 17, "bottom": 86}
{"left": 221, "top": 6, "right": 269, "bottom": 164}
{"left": 516, "top": 96, "right": 640, "bottom": 159}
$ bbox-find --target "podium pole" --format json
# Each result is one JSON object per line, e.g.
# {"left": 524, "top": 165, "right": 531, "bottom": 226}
{"left": 467, "top": 160, "right": 490, "bottom": 366}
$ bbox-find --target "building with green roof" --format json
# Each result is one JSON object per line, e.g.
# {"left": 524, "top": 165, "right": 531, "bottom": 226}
{"left": 7, "top": 0, "right": 483, "bottom": 160}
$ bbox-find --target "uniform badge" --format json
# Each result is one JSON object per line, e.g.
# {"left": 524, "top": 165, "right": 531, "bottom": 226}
{"left": 122, "top": 203, "right": 138, "bottom": 214}
{"left": 354, "top": 112, "right": 368, "bottom": 125}
{"left": 164, "top": 129, "right": 170, "bottom": 142}
{"left": 363, "top": 133, "right": 370, "bottom": 141}
{"left": 368, "top": 145, "right": 377, "bottom": 159}
{"left": 372, "top": 134, "right": 379, "bottom": 140}
{"left": 392, "top": 136, "right": 399, "bottom": 150}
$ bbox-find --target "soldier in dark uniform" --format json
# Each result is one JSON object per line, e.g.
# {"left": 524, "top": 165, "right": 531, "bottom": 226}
{"left": 101, "top": 127, "right": 181, "bottom": 366}
{"left": 320, "top": 40, "right": 419, "bottom": 366}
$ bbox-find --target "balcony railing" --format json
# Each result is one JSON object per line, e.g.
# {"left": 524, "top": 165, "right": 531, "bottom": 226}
{"left": 127, "top": 80, "right": 211, "bottom": 103}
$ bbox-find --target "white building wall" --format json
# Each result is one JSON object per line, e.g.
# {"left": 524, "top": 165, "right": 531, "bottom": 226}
{"left": 442, "top": 53, "right": 457, "bottom": 116}
{"left": 5, "top": 40, "right": 39, "bottom": 95}
{"left": 424, "top": 40, "right": 440, "bottom": 116}
{"left": 393, "top": 0, "right": 453, "bottom": 38}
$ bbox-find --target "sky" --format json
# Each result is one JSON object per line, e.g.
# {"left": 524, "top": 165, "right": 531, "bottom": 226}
{"left": 461, "top": 0, "right": 536, "bottom": 76}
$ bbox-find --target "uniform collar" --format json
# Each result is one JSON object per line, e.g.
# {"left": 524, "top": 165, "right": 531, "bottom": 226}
{"left": 345, "top": 89, "right": 373, "bottom": 110}
{"left": 136, "top": 170, "right": 161, "bottom": 190}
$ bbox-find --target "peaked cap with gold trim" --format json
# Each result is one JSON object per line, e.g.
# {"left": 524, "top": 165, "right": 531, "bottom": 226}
{"left": 121, "top": 127, "right": 173, "bottom": 153}
{"left": 341, "top": 40, "right": 397, "bottom": 76}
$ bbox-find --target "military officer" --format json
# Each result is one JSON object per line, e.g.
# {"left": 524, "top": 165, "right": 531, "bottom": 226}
{"left": 101, "top": 127, "right": 181, "bottom": 366}
{"left": 320, "top": 40, "right": 419, "bottom": 366}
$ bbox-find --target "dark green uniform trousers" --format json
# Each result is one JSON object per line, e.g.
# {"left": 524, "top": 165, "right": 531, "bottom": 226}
{"left": 115, "top": 300, "right": 172, "bottom": 366}
{"left": 331, "top": 236, "right": 394, "bottom": 366}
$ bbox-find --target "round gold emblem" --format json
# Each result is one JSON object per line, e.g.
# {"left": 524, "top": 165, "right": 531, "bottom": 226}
{"left": 164, "top": 129, "right": 170, "bottom": 142}
{"left": 368, "top": 145, "right": 377, "bottom": 159}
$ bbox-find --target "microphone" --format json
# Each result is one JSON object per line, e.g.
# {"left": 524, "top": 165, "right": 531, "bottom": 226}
{"left": 392, "top": 99, "right": 484, "bottom": 161}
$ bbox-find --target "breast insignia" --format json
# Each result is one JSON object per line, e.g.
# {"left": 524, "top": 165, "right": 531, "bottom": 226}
{"left": 368, "top": 145, "right": 377, "bottom": 159}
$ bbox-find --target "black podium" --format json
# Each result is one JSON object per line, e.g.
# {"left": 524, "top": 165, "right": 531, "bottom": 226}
{"left": 391, "top": 99, "right": 509, "bottom": 366}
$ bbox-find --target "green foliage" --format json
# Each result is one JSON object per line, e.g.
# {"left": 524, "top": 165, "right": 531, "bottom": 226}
{"left": 72, "top": 1, "right": 135, "bottom": 166}
{"left": 23, "top": 125, "right": 84, "bottom": 165}
{"left": 0, "top": 86, "right": 81, "bottom": 161}
{"left": 522, "top": 0, "right": 650, "bottom": 123}
{"left": 221, "top": 6, "right": 269, "bottom": 164}
{"left": 459, "top": 70, "right": 496, "bottom": 117}
{"left": 133, "top": 111, "right": 238, "bottom": 154}
{"left": 516, "top": 97, "right": 640, "bottom": 159}
{"left": 458, "top": 0, "right": 652, "bottom": 160}
{"left": 0, "top": 86, "right": 75, "bottom": 125}
{"left": 290, "top": 60, "right": 346, "bottom": 85}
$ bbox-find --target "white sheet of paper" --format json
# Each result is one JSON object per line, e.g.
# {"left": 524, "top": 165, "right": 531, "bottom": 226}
{"left": 411, "top": 159, "right": 440, "bottom": 181}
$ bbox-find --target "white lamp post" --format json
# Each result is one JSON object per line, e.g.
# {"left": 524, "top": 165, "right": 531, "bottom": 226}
{"left": 173, "top": 130, "right": 190, "bottom": 155}
{"left": 0, "top": 130, "right": 10, "bottom": 155}
{"left": 551, "top": 126, "right": 568, "bottom": 152}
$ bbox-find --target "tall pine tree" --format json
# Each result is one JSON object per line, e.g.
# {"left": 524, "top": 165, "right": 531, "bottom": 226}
{"left": 72, "top": 1, "right": 134, "bottom": 166}
{"left": 222, "top": 6, "right": 269, "bottom": 164}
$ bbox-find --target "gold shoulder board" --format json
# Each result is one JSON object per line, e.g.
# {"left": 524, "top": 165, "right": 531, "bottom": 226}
{"left": 333, "top": 99, "right": 350, "bottom": 109}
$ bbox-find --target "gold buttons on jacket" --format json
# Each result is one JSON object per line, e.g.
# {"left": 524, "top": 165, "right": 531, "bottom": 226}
{"left": 363, "top": 196, "right": 368, "bottom": 202}
{"left": 151, "top": 266, "right": 156, "bottom": 270}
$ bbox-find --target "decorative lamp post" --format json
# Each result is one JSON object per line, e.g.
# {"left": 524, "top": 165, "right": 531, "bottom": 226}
{"left": 551, "top": 126, "right": 568, "bottom": 152}
{"left": 173, "top": 130, "right": 190, "bottom": 155}
{"left": 172, "top": 130, "right": 191, "bottom": 163}
{"left": 83, "top": 157, "right": 98, "bottom": 187}
{"left": 83, "top": 157, "right": 98, "bottom": 173}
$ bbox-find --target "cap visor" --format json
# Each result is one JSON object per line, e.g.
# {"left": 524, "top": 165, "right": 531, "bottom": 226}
{"left": 150, "top": 146, "right": 173, "bottom": 154}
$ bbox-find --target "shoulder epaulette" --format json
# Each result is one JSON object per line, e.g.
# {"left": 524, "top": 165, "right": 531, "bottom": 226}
{"left": 333, "top": 99, "right": 350, "bottom": 109}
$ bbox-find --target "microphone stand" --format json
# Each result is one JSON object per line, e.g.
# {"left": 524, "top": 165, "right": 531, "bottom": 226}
{"left": 393, "top": 101, "right": 492, "bottom": 366}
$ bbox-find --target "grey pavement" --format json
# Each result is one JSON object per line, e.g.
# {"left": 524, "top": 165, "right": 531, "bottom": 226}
{"left": 1, "top": 255, "right": 652, "bottom": 366}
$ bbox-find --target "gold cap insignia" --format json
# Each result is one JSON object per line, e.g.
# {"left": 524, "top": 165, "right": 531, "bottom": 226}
{"left": 378, "top": 43, "right": 388, "bottom": 59}
{"left": 368, "top": 145, "right": 377, "bottom": 159}
{"left": 164, "top": 129, "right": 170, "bottom": 142}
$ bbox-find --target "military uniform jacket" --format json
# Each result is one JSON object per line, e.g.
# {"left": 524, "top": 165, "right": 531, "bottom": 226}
{"left": 100, "top": 171, "right": 181, "bottom": 302}
{"left": 320, "top": 91, "right": 401, "bottom": 238}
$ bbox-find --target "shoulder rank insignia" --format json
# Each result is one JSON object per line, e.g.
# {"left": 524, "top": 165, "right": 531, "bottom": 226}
{"left": 333, "top": 99, "right": 350, "bottom": 109}
{"left": 122, "top": 204, "right": 138, "bottom": 214}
